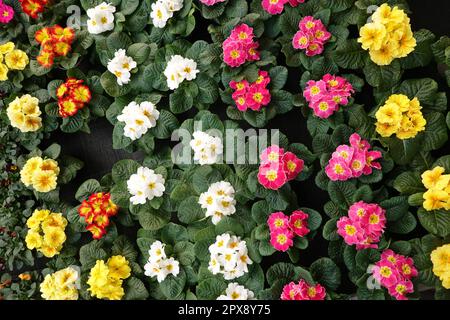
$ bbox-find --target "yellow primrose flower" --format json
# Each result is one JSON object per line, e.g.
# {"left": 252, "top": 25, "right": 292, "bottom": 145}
{"left": 32, "top": 209, "right": 51, "bottom": 222}
{"left": 423, "top": 189, "right": 449, "bottom": 211}
{"left": 422, "top": 167, "right": 449, "bottom": 190}
{"left": 0, "top": 42, "right": 14, "bottom": 54}
{"left": 375, "top": 103, "right": 402, "bottom": 124}
{"left": 41, "top": 213, "right": 67, "bottom": 231}
{"left": 7, "top": 95, "right": 42, "bottom": 132}
{"left": 369, "top": 43, "right": 396, "bottom": 66}
{"left": 5, "top": 49, "right": 29, "bottom": 70}
{"left": 0, "top": 63, "right": 7, "bottom": 81}
{"left": 107, "top": 255, "right": 131, "bottom": 280}
{"left": 40, "top": 159, "right": 60, "bottom": 175}
{"left": 358, "top": 22, "right": 387, "bottom": 51}
{"left": 43, "top": 228, "right": 66, "bottom": 248}
{"left": 431, "top": 244, "right": 450, "bottom": 289}
{"left": 375, "top": 94, "right": 426, "bottom": 139}
{"left": 88, "top": 257, "right": 130, "bottom": 300}
{"left": 360, "top": 4, "right": 415, "bottom": 66}
{"left": 25, "top": 230, "right": 42, "bottom": 249}
{"left": 40, "top": 267, "right": 79, "bottom": 300}
{"left": 32, "top": 170, "right": 58, "bottom": 193}
{"left": 20, "top": 156, "right": 43, "bottom": 186}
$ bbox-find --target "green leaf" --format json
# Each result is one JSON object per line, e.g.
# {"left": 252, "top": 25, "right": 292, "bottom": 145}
{"left": 333, "top": 39, "right": 366, "bottom": 69}
{"left": 124, "top": 277, "right": 149, "bottom": 300}
{"left": 215, "top": 217, "right": 245, "bottom": 237}
{"left": 269, "top": 66, "right": 288, "bottom": 90}
{"left": 393, "top": 171, "right": 423, "bottom": 194}
{"left": 380, "top": 196, "right": 409, "bottom": 222}
{"left": 173, "top": 241, "right": 196, "bottom": 266}
{"left": 75, "top": 179, "right": 101, "bottom": 202}
{"left": 195, "top": 74, "right": 219, "bottom": 104}
{"left": 79, "top": 241, "right": 108, "bottom": 270}
{"left": 388, "top": 212, "right": 417, "bottom": 234}
{"left": 363, "top": 59, "right": 402, "bottom": 89}
{"left": 127, "top": 43, "right": 150, "bottom": 64}
{"left": 160, "top": 269, "right": 186, "bottom": 299}
{"left": 398, "top": 78, "right": 438, "bottom": 105}
{"left": 138, "top": 206, "right": 171, "bottom": 230}
{"left": 328, "top": 181, "right": 356, "bottom": 209}
{"left": 61, "top": 113, "right": 83, "bottom": 133}
{"left": 417, "top": 208, "right": 450, "bottom": 237}
{"left": 196, "top": 278, "right": 227, "bottom": 300}
{"left": 177, "top": 196, "right": 204, "bottom": 224}
{"left": 170, "top": 87, "right": 194, "bottom": 114}
{"left": 111, "top": 159, "right": 140, "bottom": 183}
{"left": 310, "top": 257, "right": 341, "bottom": 291}
{"left": 422, "top": 112, "right": 448, "bottom": 151}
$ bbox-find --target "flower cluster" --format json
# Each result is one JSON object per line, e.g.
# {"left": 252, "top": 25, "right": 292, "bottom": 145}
{"left": 262, "top": 0, "right": 305, "bottom": 15}
{"left": 127, "top": 166, "right": 165, "bottom": 205}
{"left": 200, "top": 0, "right": 225, "bottom": 6}
{"left": 292, "top": 16, "right": 331, "bottom": 56}
{"left": 78, "top": 192, "right": 119, "bottom": 239}
{"left": 7, "top": 94, "right": 41, "bottom": 133}
{"left": 268, "top": 210, "right": 310, "bottom": 252}
{"left": 372, "top": 250, "right": 418, "bottom": 300}
{"left": 40, "top": 267, "right": 79, "bottom": 300}
{"left": 198, "top": 181, "right": 236, "bottom": 225}
{"left": 0, "top": 1, "right": 14, "bottom": 24}
{"left": 375, "top": 94, "right": 426, "bottom": 140}
{"left": 87, "top": 2, "right": 115, "bottom": 35}
{"left": 25, "top": 209, "right": 67, "bottom": 258}
{"left": 151, "top": 0, "right": 183, "bottom": 28}
{"left": 163, "top": 55, "right": 199, "bottom": 90}
{"left": 0, "top": 42, "right": 29, "bottom": 81}
{"left": 20, "top": 156, "right": 59, "bottom": 193}
{"left": 358, "top": 4, "right": 416, "bottom": 66}
{"left": 257, "top": 145, "right": 304, "bottom": 190}
{"left": 421, "top": 166, "right": 450, "bottom": 211}
{"left": 189, "top": 131, "right": 223, "bottom": 165}
{"left": 303, "top": 74, "right": 354, "bottom": 118}
{"left": 87, "top": 256, "right": 131, "bottom": 300}
{"left": 217, "top": 283, "right": 255, "bottom": 300}
{"left": 208, "top": 233, "right": 252, "bottom": 280}
{"left": 325, "top": 133, "right": 382, "bottom": 181}
{"left": 280, "top": 279, "right": 326, "bottom": 300}
{"left": 117, "top": 101, "right": 160, "bottom": 140}
{"left": 56, "top": 78, "right": 92, "bottom": 118}
{"left": 143, "top": 241, "right": 180, "bottom": 283}
{"left": 230, "top": 70, "right": 271, "bottom": 112}
{"left": 223, "top": 24, "right": 260, "bottom": 67}
{"left": 19, "top": 0, "right": 47, "bottom": 19}
{"left": 107, "top": 49, "right": 137, "bottom": 86}
{"left": 337, "top": 201, "right": 386, "bottom": 250}
{"left": 431, "top": 244, "right": 450, "bottom": 289}
{"left": 35, "top": 25, "right": 75, "bottom": 68}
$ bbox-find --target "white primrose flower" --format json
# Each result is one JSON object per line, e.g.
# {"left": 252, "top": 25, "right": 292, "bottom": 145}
{"left": 150, "top": 0, "right": 184, "bottom": 29}
{"left": 217, "top": 283, "right": 256, "bottom": 300}
{"left": 166, "top": 0, "right": 184, "bottom": 12}
{"left": 163, "top": 55, "right": 199, "bottom": 90}
{"left": 144, "top": 241, "right": 180, "bottom": 283}
{"left": 150, "top": 2, "right": 172, "bottom": 28}
{"left": 86, "top": 2, "right": 116, "bottom": 34}
{"left": 107, "top": 49, "right": 137, "bottom": 86}
{"left": 117, "top": 101, "right": 160, "bottom": 140}
{"left": 148, "top": 241, "right": 167, "bottom": 262}
{"left": 208, "top": 233, "right": 252, "bottom": 280}
{"left": 198, "top": 181, "right": 236, "bottom": 225}
{"left": 127, "top": 167, "right": 165, "bottom": 205}
{"left": 189, "top": 131, "right": 223, "bottom": 165}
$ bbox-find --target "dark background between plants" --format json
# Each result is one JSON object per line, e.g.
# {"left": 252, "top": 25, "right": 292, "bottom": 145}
{"left": 42, "top": 1, "right": 450, "bottom": 297}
